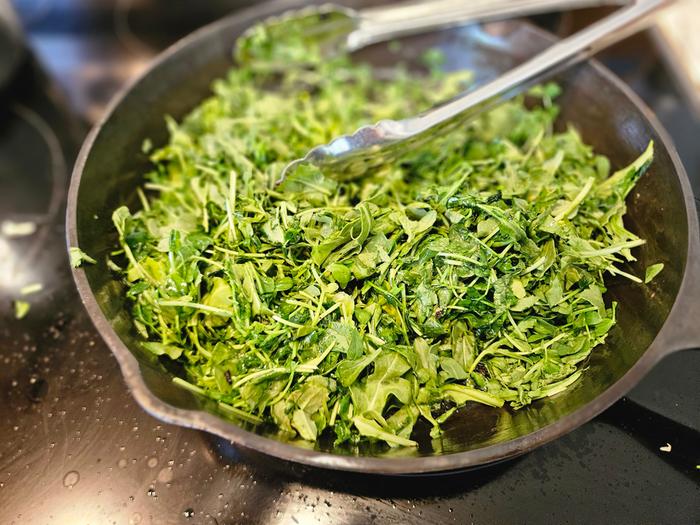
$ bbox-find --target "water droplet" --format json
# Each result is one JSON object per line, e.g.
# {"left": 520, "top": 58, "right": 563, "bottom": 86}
{"left": 448, "top": 507, "right": 454, "bottom": 513}
{"left": 117, "top": 459, "right": 128, "bottom": 469}
{"left": 146, "top": 487, "right": 157, "bottom": 498}
{"left": 147, "top": 457, "right": 158, "bottom": 468}
{"left": 157, "top": 467, "right": 173, "bottom": 484}
{"left": 183, "top": 508, "right": 194, "bottom": 519}
{"left": 62, "top": 470, "right": 80, "bottom": 488}
{"left": 217, "top": 493, "right": 223, "bottom": 499}
{"left": 27, "top": 378, "right": 49, "bottom": 403}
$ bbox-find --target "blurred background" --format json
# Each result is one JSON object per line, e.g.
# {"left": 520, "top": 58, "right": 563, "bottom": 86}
{"left": 1, "top": 1, "right": 698, "bottom": 524}
{"left": 1, "top": 0, "right": 698, "bottom": 120}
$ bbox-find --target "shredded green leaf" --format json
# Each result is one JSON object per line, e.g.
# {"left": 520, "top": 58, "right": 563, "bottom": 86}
{"left": 644, "top": 263, "right": 664, "bottom": 283}
{"left": 109, "top": 31, "right": 653, "bottom": 448}
{"left": 14, "top": 300, "right": 30, "bottom": 320}
{"left": 20, "top": 282, "right": 43, "bottom": 296}
{"left": 70, "top": 247, "right": 97, "bottom": 268}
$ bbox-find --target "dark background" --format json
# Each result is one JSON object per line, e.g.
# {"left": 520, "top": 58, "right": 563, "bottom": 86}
{"left": 0, "top": 1, "right": 698, "bottom": 524}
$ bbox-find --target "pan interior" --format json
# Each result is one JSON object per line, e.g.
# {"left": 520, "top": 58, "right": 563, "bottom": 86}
{"left": 73, "top": 11, "right": 687, "bottom": 460}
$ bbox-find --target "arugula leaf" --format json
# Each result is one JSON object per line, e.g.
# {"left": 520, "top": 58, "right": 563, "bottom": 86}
{"left": 69, "top": 247, "right": 97, "bottom": 268}
{"left": 350, "top": 351, "right": 413, "bottom": 415}
{"left": 644, "top": 263, "right": 664, "bottom": 283}
{"left": 142, "top": 342, "right": 184, "bottom": 359}
{"left": 336, "top": 350, "right": 380, "bottom": 387}
{"left": 352, "top": 415, "right": 418, "bottom": 448}
{"left": 14, "top": 300, "right": 30, "bottom": 320}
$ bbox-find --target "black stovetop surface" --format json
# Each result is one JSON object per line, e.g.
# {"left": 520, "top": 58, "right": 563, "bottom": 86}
{"left": 1, "top": 2, "right": 698, "bottom": 524}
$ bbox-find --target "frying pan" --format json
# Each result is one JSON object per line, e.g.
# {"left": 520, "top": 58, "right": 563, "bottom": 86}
{"left": 66, "top": 0, "right": 700, "bottom": 474}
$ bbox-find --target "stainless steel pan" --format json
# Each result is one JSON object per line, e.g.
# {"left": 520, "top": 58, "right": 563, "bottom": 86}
{"left": 66, "top": 0, "right": 700, "bottom": 474}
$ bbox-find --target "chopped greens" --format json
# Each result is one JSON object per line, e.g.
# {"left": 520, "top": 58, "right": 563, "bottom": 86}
{"left": 70, "top": 247, "right": 97, "bottom": 268}
{"left": 20, "top": 282, "right": 43, "bottom": 296}
{"left": 644, "top": 263, "right": 664, "bottom": 283}
{"left": 14, "top": 300, "right": 30, "bottom": 320}
{"left": 109, "top": 34, "right": 653, "bottom": 448}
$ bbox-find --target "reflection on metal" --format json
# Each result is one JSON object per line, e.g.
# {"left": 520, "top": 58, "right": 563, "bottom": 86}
{"left": 280, "top": 0, "right": 672, "bottom": 180}
{"left": 11, "top": 103, "right": 67, "bottom": 224}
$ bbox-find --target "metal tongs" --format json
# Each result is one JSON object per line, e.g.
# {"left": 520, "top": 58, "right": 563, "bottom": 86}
{"left": 258, "top": 0, "right": 673, "bottom": 181}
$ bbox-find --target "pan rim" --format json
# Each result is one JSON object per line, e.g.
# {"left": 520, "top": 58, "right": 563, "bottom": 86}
{"left": 65, "top": 3, "right": 698, "bottom": 475}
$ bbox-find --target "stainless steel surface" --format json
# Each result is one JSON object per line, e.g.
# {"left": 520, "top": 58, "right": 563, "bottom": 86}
{"left": 238, "top": 0, "right": 631, "bottom": 63}
{"left": 282, "top": 0, "right": 672, "bottom": 180}
{"left": 354, "top": 0, "right": 631, "bottom": 50}
{"left": 66, "top": 0, "right": 700, "bottom": 475}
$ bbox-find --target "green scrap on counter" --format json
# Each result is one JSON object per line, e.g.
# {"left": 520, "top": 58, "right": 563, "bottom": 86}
{"left": 20, "top": 283, "right": 43, "bottom": 296}
{"left": 14, "top": 300, "right": 30, "bottom": 320}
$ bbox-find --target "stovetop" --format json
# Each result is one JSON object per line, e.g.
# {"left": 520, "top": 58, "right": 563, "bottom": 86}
{"left": 1, "top": 2, "right": 698, "bottom": 524}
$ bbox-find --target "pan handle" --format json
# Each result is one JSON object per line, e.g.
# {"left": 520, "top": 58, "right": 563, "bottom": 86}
{"left": 654, "top": 221, "right": 700, "bottom": 356}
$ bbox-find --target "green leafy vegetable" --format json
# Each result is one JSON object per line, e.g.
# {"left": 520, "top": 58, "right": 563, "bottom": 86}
{"left": 109, "top": 29, "right": 653, "bottom": 448}
{"left": 14, "top": 300, "right": 30, "bottom": 320}
{"left": 69, "top": 247, "right": 97, "bottom": 268}
{"left": 20, "top": 282, "right": 43, "bottom": 296}
{"left": 644, "top": 263, "right": 664, "bottom": 283}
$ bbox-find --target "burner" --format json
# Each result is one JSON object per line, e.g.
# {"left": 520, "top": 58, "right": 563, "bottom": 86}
{"left": 0, "top": 104, "right": 67, "bottom": 300}
{"left": 113, "top": 0, "right": 155, "bottom": 57}
{"left": 0, "top": 104, "right": 65, "bottom": 218}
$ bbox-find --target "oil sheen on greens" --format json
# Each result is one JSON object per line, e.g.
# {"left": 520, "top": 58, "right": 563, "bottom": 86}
{"left": 110, "top": 30, "right": 653, "bottom": 448}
